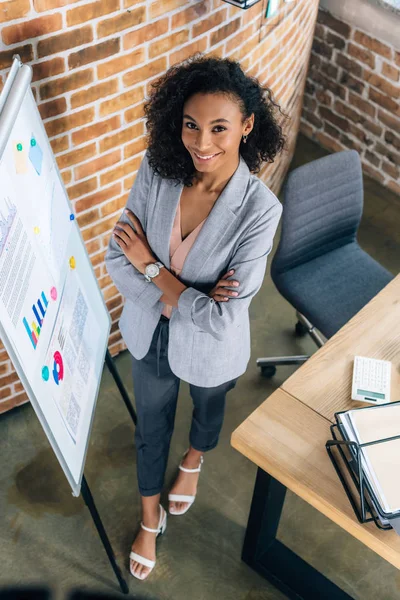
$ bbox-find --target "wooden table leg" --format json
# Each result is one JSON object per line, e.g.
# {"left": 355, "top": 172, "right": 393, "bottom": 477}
{"left": 242, "top": 468, "right": 354, "bottom": 600}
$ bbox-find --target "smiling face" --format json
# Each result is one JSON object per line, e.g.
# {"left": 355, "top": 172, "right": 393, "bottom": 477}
{"left": 181, "top": 92, "right": 254, "bottom": 175}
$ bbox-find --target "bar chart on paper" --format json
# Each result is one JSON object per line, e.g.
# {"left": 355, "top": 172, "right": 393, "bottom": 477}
{"left": 23, "top": 291, "right": 49, "bottom": 349}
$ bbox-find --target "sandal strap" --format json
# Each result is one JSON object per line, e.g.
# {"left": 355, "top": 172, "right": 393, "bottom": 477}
{"left": 179, "top": 464, "right": 201, "bottom": 473}
{"left": 168, "top": 493, "right": 195, "bottom": 503}
{"left": 140, "top": 522, "right": 161, "bottom": 534}
{"left": 179, "top": 455, "right": 204, "bottom": 473}
{"left": 140, "top": 504, "right": 166, "bottom": 534}
{"left": 129, "top": 551, "right": 155, "bottom": 570}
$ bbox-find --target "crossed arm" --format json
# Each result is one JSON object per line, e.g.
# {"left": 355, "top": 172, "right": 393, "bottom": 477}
{"left": 106, "top": 200, "right": 282, "bottom": 341}
{"left": 110, "top": 210, "right": 239, "bottom": 307}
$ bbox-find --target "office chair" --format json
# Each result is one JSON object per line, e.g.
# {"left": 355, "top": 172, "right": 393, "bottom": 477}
{"left": 258, "top": 150, "right": 393, "bottom": 377}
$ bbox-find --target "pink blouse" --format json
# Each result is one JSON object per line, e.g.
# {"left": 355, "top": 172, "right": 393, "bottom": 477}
{"left": 162, "top": 201, "right": 206, "bottom": 319}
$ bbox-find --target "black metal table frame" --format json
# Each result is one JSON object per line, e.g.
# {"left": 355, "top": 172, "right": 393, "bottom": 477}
{"left": 242, "top": 468, "right": 354, "bottom": 600}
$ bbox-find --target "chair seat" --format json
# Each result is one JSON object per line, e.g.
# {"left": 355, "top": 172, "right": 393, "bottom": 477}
{"left": 272, "top": 243, "right": 393, "bottom": 339}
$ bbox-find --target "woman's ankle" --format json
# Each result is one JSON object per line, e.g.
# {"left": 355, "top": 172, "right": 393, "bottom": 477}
{"left": 184, "top": 446, "right": 203, "bottom": 467}
{"left": 141, "top": 494, "right": 161, "bottom": 527}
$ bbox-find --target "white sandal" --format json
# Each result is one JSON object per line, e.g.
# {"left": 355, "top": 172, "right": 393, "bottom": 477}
{"left": 129, "top": 504, "right": 167, "bottom": 580}
{"left": 168, "top": 453, "right": 204, "bottom": 516}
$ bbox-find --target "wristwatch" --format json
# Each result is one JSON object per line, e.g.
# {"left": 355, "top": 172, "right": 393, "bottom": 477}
{"left": 144, "top": 261, "right": 164, "bottom": 282}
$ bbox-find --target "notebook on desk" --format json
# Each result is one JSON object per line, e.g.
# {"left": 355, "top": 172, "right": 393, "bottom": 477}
{"left": 343, "top": 403, "right": 400, "bottom": 515}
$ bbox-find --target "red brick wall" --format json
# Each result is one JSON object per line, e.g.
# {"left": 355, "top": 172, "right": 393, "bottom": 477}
{"left": 0, "top": 0, "right": 319, "bottom": 413}
{"left": 301, "top": 8, "right": 400, "bottom": 196}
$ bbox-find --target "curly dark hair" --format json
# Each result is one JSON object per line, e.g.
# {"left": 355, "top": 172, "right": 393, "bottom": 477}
{"left": 144, "top": 54, "right": 286, "bottom": 187}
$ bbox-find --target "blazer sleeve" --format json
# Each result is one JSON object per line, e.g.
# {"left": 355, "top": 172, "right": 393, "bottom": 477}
{"left": 105, "top": 152, "right": 164, "bottom": 312}
{"left": 177, "top": 201, "right": 282, "bottom": 340}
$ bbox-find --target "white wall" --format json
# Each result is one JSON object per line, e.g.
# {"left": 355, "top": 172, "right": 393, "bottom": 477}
{"left": 319, "top": 0, "right": 400, "bottom": 48}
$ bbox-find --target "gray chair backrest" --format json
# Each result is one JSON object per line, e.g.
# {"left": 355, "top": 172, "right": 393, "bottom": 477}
{"left": 271, "top": 150, "right": 363, "bottom": 276}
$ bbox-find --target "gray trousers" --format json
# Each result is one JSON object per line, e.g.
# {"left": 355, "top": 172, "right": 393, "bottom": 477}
{"left": 131, "top": 315, "right": 238, "bottom": 496}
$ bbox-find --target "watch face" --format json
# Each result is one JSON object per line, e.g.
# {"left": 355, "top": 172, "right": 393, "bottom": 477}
{"left": 146, "top": 264, "right": 159, "bottom": 278}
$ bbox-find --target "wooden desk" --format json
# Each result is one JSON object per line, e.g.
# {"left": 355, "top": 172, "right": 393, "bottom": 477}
{"left": 282, "top": 275, "right": 400, "bottom": 420}
{"left": 231, "top": 275, "right": 400, "bottom": 599}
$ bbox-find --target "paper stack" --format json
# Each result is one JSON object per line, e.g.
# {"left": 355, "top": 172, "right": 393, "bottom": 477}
{"left": 337, "top": 401, "right": 400, "bottom": 531}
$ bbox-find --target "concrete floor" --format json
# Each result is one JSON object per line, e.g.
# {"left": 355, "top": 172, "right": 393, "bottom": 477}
{"left": 1, "top": 134, "right": 399, "bottom": 600}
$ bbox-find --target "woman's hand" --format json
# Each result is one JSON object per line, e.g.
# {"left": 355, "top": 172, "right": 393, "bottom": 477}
{"left": 208, "top": 269, "right": 240, "bottom": 302}
{"left": 113, "top": 209, "right": 156, "bottom": 274}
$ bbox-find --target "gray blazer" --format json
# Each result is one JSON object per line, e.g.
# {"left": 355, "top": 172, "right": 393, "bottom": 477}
{"left": 105, "top": 152, "right": 282, "bottom": 387}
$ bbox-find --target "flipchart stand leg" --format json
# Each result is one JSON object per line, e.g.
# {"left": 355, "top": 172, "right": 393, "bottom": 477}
{"left": 105, "top": 350, "right": 137, "bottom": 426}
{"left": 81, "top": 475, "right": 129, "bottom": 594}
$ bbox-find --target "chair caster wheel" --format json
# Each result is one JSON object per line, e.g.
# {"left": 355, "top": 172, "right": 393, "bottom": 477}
{"left": 295, "top": 321, "right": 308, "bottom": 336}
{"left": 260, "top": 366, "right": 277, "bottom": 378}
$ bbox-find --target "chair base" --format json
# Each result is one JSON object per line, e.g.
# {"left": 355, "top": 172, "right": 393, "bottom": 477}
{"left": 257, "top": 355, "right": 310, "bottom": 368}
{"left": 257, "top": 357, "right": 310, "bottom": 379}
{"left": 256, "top": 311, "right": 324, "bottom": 377}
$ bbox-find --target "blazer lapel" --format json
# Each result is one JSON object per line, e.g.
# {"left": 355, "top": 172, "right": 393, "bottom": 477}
{"left": 148, "top": 178, "right": 183, "bottom": 270}
{"left": 178, "top": 199, "right": 236, "bottom": 284}
{"left": 180, "top": 156, "right": 250, "bottom": 285}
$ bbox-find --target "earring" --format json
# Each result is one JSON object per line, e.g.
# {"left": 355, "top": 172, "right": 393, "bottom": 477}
{"left": 242, "top": 135, "right": 248, "bottom": 144}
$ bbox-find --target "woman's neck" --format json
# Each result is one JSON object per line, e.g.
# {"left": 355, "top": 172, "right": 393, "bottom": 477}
{"left": 192, "top": 155, "right": 240, "bottom": 194}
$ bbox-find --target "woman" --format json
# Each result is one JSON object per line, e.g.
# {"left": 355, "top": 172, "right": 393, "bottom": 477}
{"left": 105, "top": 55, "right": 284, "bottom": 581}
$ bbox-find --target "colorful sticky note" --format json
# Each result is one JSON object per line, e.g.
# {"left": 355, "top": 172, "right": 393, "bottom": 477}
{"left": 34, "top": 226, "right": 40, "bottom": 234}
{"left": 13, "top": 141, "right": 28, "bottom": 174}
{"left": 69, "top": 256, "right": 76, "bottom": 269}
{"left": 29, "top": 135, "right": 43, "bottom": 175}
{"left": 42, "top": 366, "right": 49, "bottom": 381}
{"left": 266, "top": 0, "right": 279, "bottom": 17}
{"left": 50, "top": 286, "right": 57, "bottom": 301}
